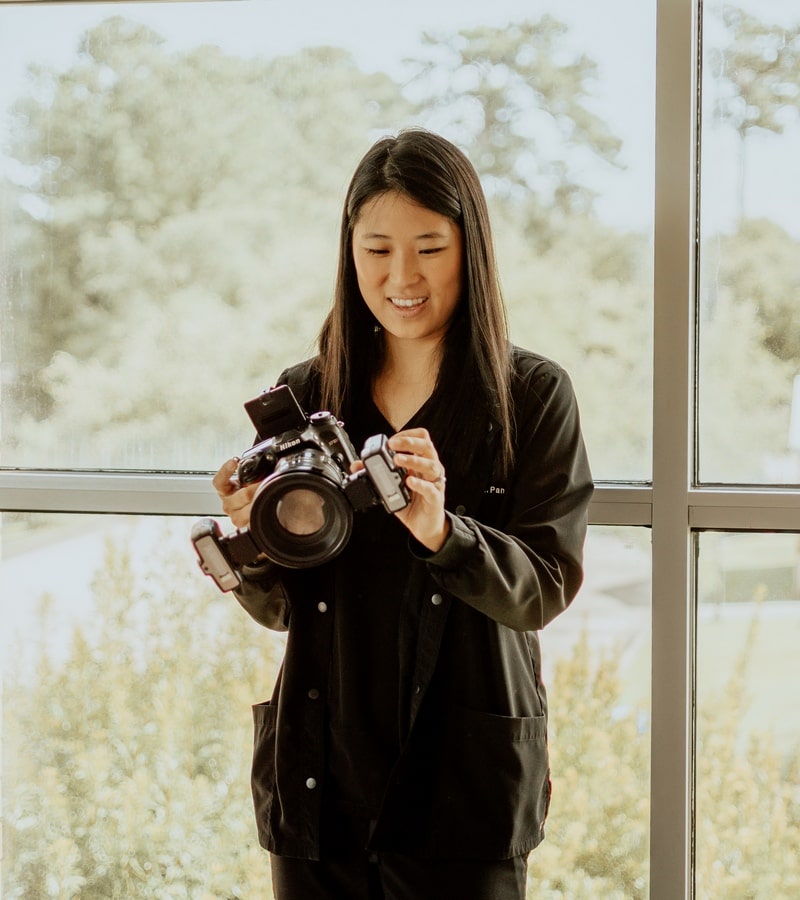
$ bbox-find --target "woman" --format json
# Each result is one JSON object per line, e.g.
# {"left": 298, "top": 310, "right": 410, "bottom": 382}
{"left": 213, "top": 128, "right": 593, "bottom": 900}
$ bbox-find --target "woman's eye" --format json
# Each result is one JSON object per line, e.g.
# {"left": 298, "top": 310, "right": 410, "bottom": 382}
{"left": 420, "top": 247, "right": 444, "bottom": 255}
{"left": 365, "top": 248, "right": 389, "bottom": 256}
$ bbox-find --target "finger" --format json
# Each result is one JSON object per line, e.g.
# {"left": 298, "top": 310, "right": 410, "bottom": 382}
{"left": 221, "top": 484, "right": 260, "bottom": 528}
{"left": 393, "top": 452, "right": 444, "bottom": 483}
{"left": 391, "top": 427, "right": 431, "bottom": 441}
{"left": 399, "top": 477, "right": 447, "bottom": 520}
{"left": 388, "top": 429, "right": 434, "bottom": 456}
{"left": 222, "top": 481, "right": 258, "bottom": 513}
{"left": 212, "top": 458, "right": 240, "bottom": 496}
{"left": 404, "top": 474, "right": 442, "bottom": 494}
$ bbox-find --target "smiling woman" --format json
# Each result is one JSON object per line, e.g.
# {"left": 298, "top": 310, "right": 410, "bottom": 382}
{"left": 211, "top": 128, "right": 593, "bottom": 899}
{"left": 353, "top": 192, "right": 464, "bottom": 426}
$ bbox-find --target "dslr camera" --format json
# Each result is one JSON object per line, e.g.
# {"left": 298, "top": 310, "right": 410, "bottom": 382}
{"left": 192, "top": 384, "right": 409, "bottom": 590}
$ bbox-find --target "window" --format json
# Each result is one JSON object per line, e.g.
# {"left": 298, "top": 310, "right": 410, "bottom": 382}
{"left": 1, "top": 1, "right": 798, "bottom": 897}
{"left": 698, "top": 0, "right": 800, "bottom": 486}
{"left": 0, "top": 0, "right": 653, "bottom": 479}
{"left": 2, "top": 512, "right": 283, "bottom": 894}
{"left": 694, "top": 532, "right": 800, "bottom": 897}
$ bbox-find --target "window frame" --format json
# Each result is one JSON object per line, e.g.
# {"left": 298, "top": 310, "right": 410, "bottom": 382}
{"left": 2, "top": 1, "right": 800, "bottom": 898}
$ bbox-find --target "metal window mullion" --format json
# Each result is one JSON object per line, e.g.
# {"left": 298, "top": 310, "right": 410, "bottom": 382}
{"left": 689, "top": 489, "right": 800, "bottom": 530}
{"left": 0, "top": 471, "right": 219, "bottom": 516}
{"left": 650, "top": 0, "right": 699, "bottom": 897}
{"left": 0, "top": 472, "right": 654, "bottom": 521}
{"left": 588, "top": 485, "right": 653, "bottom": 525}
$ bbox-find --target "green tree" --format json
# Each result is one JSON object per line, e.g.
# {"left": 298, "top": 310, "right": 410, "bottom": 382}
{"left": 529, "top": 605, "right": 800, "bottom": 899}
{"left": 713, "top": 6, "right": 800, "bottom": 141}
{"left": 709, "top": 5, "right": 800, "bottom": 215}
{"left": 3, "top": 13, "right": 654, "bottom": 478}
{"left": 697, "top": 7, "right": 800, "bottom": 479}
{"left": 528, "top": 632, "right": 650, "bottom": 899}
{"left": 713, "top": 218, "right": 800, "bottom": 365}
{"left": 9, "top": 17, "right": 406, "bottom": 362}
{"left": 697, "top": 280, "right": 793, "bottom": 481}
{"left": 3, "top": 525, "right": 283, "bottom": 898}
{"left": 4, "top": 17, "right": 409, "bottom": 469}
{"left": 697, "top": 219, "right": 798, "bottom": 480}
{"left": 694, "top": 593, "right": 800, "bottom": 898}
{"left": 407, "top": 17, "right": 623, "bottom": 241}
{"left": 404, "top": 17, "right": 651, "bottom": 478}
{"left": 5, "top": 533, "right": 800, "bottom": 897}
{"left": 494, "top": 203, "right": 653, "bottom": 479}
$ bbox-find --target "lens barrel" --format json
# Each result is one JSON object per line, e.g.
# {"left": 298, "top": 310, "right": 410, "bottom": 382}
{"left": 248, "top": 449, "right": 353, "bottom": 568}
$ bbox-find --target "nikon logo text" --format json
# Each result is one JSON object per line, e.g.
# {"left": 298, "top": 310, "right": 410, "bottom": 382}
{"left": 277, "top": 437, "right": 302, "bottom": 452}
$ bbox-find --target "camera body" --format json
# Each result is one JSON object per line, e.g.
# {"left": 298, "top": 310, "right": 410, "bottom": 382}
{"left": 192, "top": 385, "right": 409, "bottom": 589}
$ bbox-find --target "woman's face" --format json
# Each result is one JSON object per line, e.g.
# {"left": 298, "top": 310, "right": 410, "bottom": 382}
{"left": 351, "top": 191, "right": 463, "bottom": 351}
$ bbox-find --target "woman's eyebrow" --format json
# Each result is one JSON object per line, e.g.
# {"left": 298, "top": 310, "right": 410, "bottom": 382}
{"left": 360, "top": 231, "right": 449, "bottom": 240}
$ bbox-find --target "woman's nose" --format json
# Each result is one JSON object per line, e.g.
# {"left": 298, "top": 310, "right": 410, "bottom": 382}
{"left": 390, "top": 249, "right": 419, "bottom": 286}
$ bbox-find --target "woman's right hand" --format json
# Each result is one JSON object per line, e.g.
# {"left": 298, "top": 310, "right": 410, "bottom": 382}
{"left": 212, "top": 458, "right": 261, "bottom": 529}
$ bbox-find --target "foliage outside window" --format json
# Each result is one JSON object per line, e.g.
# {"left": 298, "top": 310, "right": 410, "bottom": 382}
{"left": 698, "top": 3, "right": 800, "bottom": 485}
{"left": 0, "top": 3, "right": 653, "bottom": 479}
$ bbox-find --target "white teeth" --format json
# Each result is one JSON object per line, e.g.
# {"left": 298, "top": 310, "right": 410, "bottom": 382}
{"left": 390, "top": 297, "right": 426, "bottom": 308}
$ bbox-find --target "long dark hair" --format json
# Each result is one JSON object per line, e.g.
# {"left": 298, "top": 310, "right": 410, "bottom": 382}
{"left": 316, "top": 128, "right": 514, "bottom": 474}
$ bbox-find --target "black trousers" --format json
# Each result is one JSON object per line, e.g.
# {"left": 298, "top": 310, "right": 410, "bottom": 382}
{"left": 270, "top": 851, "right": 528, "bottom": 900}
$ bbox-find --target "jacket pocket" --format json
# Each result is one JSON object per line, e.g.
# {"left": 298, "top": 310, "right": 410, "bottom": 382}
{"left": 251, "top": 701, "right": 278, "bottom": 844}
{"left": 430, "top": 704, "right": 550, "bottom": 858}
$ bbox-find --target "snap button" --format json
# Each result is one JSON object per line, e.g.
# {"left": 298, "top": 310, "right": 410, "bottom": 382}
{"left": 431, "top": 593, "right": 443, "bottom": 606}
{"left": 317, "top": 602, "right": 328, "bottom": 613}
{"left": 308, "top": 688, "right": 320, "bottom": 700}
{"left": 455, "top": 505, "right": 466, "bottom": 515}
{"left": 305, "top": 777, "right": 317, "bottom": 790}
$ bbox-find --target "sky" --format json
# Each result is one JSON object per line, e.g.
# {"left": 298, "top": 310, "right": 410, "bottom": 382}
{"left": 0, "top": 0, "right": 798, "bottom": 236}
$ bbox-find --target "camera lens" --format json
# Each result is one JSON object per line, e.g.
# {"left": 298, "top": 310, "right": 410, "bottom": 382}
{"left": 249, "top": 449, "right": 353, "bottom": 568}
{"left": 275, "top": 489, "right": 327, "bottom": 536}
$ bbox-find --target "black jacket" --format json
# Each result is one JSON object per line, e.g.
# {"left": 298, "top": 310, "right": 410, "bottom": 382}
{"left": 233, "top": 347, "right": 593, "bottom": 860}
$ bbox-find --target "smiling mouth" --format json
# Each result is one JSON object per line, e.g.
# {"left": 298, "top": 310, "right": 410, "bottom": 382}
{"left": 389, "top": 297, "right": 427, "bottom": 309}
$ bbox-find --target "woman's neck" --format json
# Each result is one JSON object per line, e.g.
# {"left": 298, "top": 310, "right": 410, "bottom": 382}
{"left": 380, "top": 335, "right": 441, "bottom": 387}
{"left": 372, "top": 337, "right": 442, "bottom": 430}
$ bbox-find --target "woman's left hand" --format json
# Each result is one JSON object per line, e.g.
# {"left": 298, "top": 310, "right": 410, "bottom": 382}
{"left": 386, "top": 428, "right": 450, "bottom": 553}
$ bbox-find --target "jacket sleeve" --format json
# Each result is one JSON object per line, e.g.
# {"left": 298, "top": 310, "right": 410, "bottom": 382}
{"left": 232, "top": 561, "right": 291, "bottom": 632}
{"left": 413, "top": 361, "right": 593, "bottom": 632}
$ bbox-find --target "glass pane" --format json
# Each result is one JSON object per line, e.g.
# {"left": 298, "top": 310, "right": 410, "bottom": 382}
{"left": 1, "top": 0, "right": 654, "bottom": 479}
{"left": 698, "top": 1, "right": 800, "bottom": 485}
{"left": 0, "top": 511, "right": 283, "bottom": 896}
{"left": 2, "top": 516, "right": 652, "bottom": 897}
{"left": 695, "top": 532, "right": 800, "bottom": 897}
{"left": 530, "top": 526, "right": 652, "bottom": 897}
